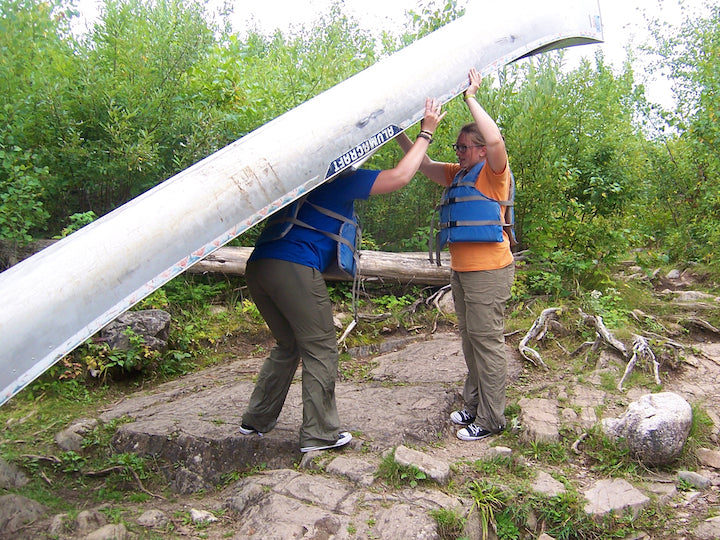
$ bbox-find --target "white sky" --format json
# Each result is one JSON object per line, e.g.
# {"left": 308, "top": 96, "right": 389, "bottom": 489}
{"left": 74, "top": 0, "right": 710, "bottom": 108}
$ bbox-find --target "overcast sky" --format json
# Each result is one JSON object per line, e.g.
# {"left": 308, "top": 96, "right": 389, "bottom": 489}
{"left": 74, "top": 0, "right": 710, "bottom": 107}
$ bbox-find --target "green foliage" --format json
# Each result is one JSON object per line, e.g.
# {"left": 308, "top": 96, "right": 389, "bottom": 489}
{"left": 680, "top": 403, "right": 716, "bottom": 465}
{"left": 523, "top": 439, "right": 568, "bottom": 465}
{"left": 467, "top": 480, "right": 507, "bottom": 540}
{"left": 57, "top": 211, "right": 98, "bottom": 238}
{"left": 431, "top": 507, "right": 466, "bottom": 540}
{"left": 370, "top": 294, "right": 413, "bottom": 313}
{"left": 641, "top": 3, "right": 720, "bottom": 264}
{"left": 471, "top": 454, "right": 530, "bottom": 480}
{"left": 583, "top": 427, "right": 644, "bottom": 478}
{"left": 0, "top": 139, "right": 50, "bottom": 245}
{"left": 581, "top": 288, "right": 629, "bottom": 328}
{"left": 375, "top": 449, "right": 428, "bottom": 488}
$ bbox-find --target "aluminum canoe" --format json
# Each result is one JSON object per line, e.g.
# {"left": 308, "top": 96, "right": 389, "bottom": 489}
{"left": 0, "top": 0, "right": 603, "bottom": 406}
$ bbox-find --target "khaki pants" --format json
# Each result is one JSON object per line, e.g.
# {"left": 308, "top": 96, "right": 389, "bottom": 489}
{"left": 242, "top": 259, "right": 340, "bottom": 447}
{"left": 451, "top": 263, "right": 514, "bottom": 432}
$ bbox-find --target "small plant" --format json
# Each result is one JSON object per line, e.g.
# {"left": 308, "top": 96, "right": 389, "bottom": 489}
{"left": 582, "top": 427, "right": 643, "bottom": 478}
{"left": 371, "top": 293, "right": 413, "bottom": 313}
{"left": 82, "top": 328, "right": 162, "bottom": 382}
{"left": 523, "top": 439, "right": 567, "bottom": 465}
{"left": 375, "top": 449, "right": 427, "bottom": 488}
{"left": 401, "top": 465, "right": 427, "bottom": 488}
{"left": 472, "top": 454, "right": 530, "bottom": 480}
{"left": 430, "top": 507, "right": 466, "bottom": 540}
{"left": 467, "top": 480, "right": 506, "bottom": 540}
{"left": 681, "top": 403, "right": 715, "bottom": 465}
{"left": 677, "top": 478, "right": 695, "bottom": 492}
{"left": 57, "top": 211, "right": 98, "bottom": 238}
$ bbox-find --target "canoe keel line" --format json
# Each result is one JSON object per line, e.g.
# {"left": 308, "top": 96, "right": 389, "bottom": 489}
{"left": 0, "top": 0, "right": 603, "bottom": 406}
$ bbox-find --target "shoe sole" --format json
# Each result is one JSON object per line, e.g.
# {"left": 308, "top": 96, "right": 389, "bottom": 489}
{"left": 239, "top": 426, "right": 263, "bottom": 436}
{"left": 301, "top": 432, "right": 352, "bottom": 453}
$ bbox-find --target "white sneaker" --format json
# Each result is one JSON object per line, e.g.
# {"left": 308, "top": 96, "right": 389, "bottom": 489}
{"left": 301, "top": 431, "right": 352, "bottom": 453}
{"left": 456, "top": 424, "right": 492, "bottom": 441}
{"left": 239, "top": 424, "right": 263, "bottom": 436}
{"left": 450, "top": 410, "right": 476, "bottom": 425}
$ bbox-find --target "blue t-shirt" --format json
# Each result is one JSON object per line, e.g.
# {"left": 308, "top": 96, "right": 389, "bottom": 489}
{"left": 248, "top": 168, "right": 380, "bottom": 271}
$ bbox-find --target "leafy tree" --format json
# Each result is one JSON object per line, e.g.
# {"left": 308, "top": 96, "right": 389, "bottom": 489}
{"left": 0, "top": 0, "right": 76, "bottom": 244}
{"left": 45, "top": 0, "right": 217, "bottom": 220}
{"left": 642, "top": 1, "right": 720, "bottom": 263}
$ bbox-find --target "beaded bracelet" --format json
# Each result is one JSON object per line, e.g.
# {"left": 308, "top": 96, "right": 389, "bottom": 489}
{"left": 417, "top": 132, "right": 433, "bottom": 144}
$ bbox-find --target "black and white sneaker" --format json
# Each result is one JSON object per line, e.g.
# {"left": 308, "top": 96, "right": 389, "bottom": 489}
{"left": 457, "top": 424, "right": 492, "bottom": 441}
{"left": 300, "top": 431, "right": 352, "bottom": 453}
{"left": 239, "top": 424, "right": 263, "bottom": 436}
{"left": 450, "top": 409, "right": 476, "bottom": 426}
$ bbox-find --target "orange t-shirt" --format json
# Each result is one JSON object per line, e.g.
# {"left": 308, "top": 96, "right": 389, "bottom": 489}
{"left": 442, "top": 162, "right": 514, "bottom": 272}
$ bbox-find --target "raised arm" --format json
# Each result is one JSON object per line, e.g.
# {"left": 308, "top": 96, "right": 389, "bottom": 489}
{"left": 370, "top": 98, "right": 446, "bottom": 195}
{"left": 394, "top": 131, "right": 448, "bottom": 186}
{"left": 463, "top": 68, "right": 507, "bottom": 174}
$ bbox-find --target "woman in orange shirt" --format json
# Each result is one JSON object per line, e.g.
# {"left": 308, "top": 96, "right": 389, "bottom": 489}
{"left": 397, "top": 68, "right": 514, "bottom": 441}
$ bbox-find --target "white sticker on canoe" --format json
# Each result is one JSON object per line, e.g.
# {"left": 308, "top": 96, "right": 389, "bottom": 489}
{"left": 325, "top": 125, "right": 401, "bottom": 180}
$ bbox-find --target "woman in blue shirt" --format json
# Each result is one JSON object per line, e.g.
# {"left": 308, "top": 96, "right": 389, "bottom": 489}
{"left": 240, "top": 98, "right": 445, "bottom": 453}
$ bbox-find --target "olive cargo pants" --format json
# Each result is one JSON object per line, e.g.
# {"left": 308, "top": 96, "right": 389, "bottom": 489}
{"left": 451, "top": 263, "right": 515, "bottom": 433}
{"left": 242, "top": 259, "right": 341, "bottom": 448}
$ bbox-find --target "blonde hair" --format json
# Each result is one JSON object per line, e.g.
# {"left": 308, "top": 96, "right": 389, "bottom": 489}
{"left": 458, "top": 122, "right": 486, "bottom": 146}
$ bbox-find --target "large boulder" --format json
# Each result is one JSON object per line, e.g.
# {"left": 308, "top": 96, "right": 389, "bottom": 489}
{"left": 602, "top": 392, "right": 692, "bottom": 466}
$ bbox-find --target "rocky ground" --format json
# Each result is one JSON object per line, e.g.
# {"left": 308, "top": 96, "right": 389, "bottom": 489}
{"left": 2, "top": 274, "right": 720, "bottom": 539}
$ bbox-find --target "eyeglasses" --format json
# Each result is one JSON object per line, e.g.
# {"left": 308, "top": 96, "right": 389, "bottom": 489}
{"left": 452, "top": 144, "right": 484, "bottom": 153}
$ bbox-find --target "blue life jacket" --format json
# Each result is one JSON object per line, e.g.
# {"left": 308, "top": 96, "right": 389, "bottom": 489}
{"left": 256, "top": 197, "right": 360, "bottom": 280}
{"left": 430, "top": 161, "right": 516, "bottom": 265}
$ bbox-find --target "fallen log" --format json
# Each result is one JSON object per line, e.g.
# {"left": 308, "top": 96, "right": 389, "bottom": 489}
{"left": 188, "top": 247, "right": 454, "bottom": 285}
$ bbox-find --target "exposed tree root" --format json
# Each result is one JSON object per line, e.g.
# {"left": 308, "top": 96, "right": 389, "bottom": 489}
{"left": 618, "top": 335, "right": 661, "bottom": 390}
{"left": 518, "top": 308, "right": 561, "bottom": 369}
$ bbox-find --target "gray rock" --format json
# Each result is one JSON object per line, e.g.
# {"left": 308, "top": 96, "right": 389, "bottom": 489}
{"left": 55, "top": 418, "right": 98, "bottom": 452}
{"left": 372, "top": 503, "right": 440, "bottom": 539}
{"left": 101, "top": 309, "right": 171, "bottom": 351}
{"left": 602, "top": 392, "right": 692, "bottom": 466}
{"left": 325, "top": 455, "right": 377, "bottom": 486}
{"left": 190, "top": 508, "right": 217, "bottom": 523}
{"left": 583, "top": 478, "right": 650, "bottom": 517}
{"left": 48, "top": 513, "right": 69, "bottom": 536}
{"left": 394, "top": 445, "right": 450, "bottom": 485}
{"left": 697, "top": 447, "right": 720, "bottom": 469}
{"left": 83, "top": 523, "right": 127, "bottom": 540}
{"left": 694, "top": 515, "right": 720, "bottom": 540}
{"left": 104, "top": 334, "right": 470, "bottom": 491}
{"left": 0, "top": 456, "right": 29, "bottom": 488}
{"left": 678, "top": 470, "right": 712, "bottom": 490}
{"left": 532, "top": 470, "right": 566, "bottom": 497}
{"left": 136, "top": 509, "right": 169, "bottom": 528}
{"left": 518, "top": 397, "right": 559, "bottom": 442}
{"left": 0, "top": 494, "right": 47, "bottom": 535}
{"left": 76, "top": 508, "right": 107, "bottom": 534}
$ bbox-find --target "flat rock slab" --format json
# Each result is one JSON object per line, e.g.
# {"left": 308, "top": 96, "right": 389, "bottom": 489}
{"left": 101, "top": 333, "right": 504, "bottom": 490}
